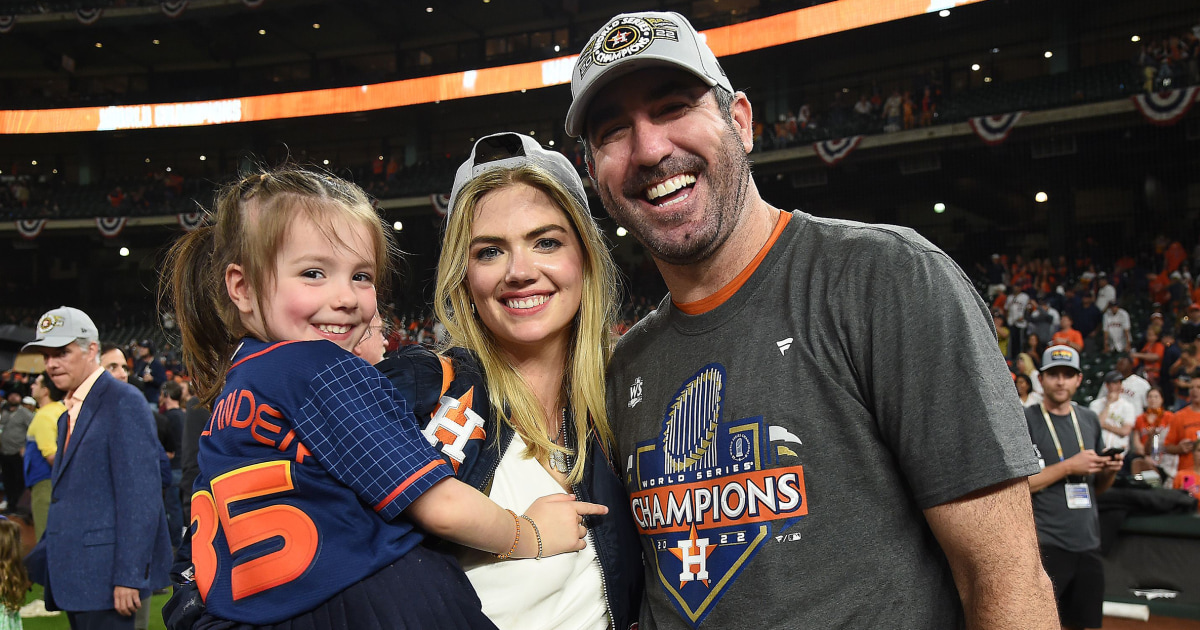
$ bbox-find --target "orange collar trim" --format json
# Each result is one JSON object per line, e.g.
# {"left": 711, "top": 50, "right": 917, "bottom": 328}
{"left": 674, "top": 211, "right": 791, "bottom": 316}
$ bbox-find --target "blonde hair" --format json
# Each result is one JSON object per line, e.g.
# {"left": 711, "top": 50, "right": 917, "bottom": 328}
{"left": 435, "top": 164, "right": 620, "bottom": 485}
{"left": 0, "top": 519, "right": 28, "bottom": 614}
{"left": 161, "top": 165, "right": 396, "bottom": 407}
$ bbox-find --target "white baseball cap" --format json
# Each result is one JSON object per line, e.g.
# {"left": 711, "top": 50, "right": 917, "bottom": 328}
{"left": 1040, "top": 345, "right": 1081, "bottom": 373}
{"left": 566, "top": 11, "right": 732, "bottom": 138}
{"left": 448, "top": 132, "right": 588, "bottom": 217}
{"left": 22, "top": 306, "right": 99, "bottom": 351}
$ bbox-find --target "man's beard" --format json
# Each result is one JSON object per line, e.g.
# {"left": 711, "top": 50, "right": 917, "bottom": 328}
{"left": 600, "top": 123, "right": 750, "bottom": 266}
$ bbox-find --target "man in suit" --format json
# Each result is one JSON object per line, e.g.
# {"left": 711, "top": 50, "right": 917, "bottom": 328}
{"left": 23, "top": 306, "right": 170, "bottom": 630}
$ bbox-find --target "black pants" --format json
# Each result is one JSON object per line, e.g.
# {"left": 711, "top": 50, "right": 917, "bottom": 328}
{"left": 68, "top": 609, "right": 136, "bottom": 630}
{"left": 0, "top": 452, "right": 25, "bottom": 506}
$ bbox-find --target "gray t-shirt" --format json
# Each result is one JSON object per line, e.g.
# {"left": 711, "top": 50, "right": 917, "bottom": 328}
{"left": 0, "top": 406, "right": 33, "bottom": 455}
{"left": 1024, "top": 403, "right": 1104, "bottom": 553}
{"left": 606, "top": 211, "right": 1039, "bottom": 629}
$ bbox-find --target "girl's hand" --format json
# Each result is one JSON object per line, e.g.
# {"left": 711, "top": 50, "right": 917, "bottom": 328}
{"left": 522, "top": 493, "right": 608, "bottom": 558}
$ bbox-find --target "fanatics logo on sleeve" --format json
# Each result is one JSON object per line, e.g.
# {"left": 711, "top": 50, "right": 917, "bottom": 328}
{"left": 628, "top": 363, "right": 807, "bottom": 628}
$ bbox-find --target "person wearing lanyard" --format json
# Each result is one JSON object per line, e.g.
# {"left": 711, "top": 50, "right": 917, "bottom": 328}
{"left": 1026, "top": 345, "right": 1123, "bottom": 630}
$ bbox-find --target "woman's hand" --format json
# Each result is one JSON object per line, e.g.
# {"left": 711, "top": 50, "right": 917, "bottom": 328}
{"left": 522, "top": 493, "right": 608, "bottom": 558}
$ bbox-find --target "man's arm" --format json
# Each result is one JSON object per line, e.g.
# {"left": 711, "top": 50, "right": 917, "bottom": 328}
{"left": 1029, "top": 449, "right": 1107, "bottom": 493}
{"left": 924, "top": 478, "right": 1058, "bottom": 630}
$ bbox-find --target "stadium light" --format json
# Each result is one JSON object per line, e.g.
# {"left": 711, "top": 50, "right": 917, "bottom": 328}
{"left": 30, "top": 160, "right": 37, "bottom": 166}
{"left": 52, "top": 169, "right": 58, "bottom": 174}
{"left": 145, "top": 158, "right": 150, "bottom": 163}
{"left": 152, "top": 39, "right": 160, "bottom": 45}
{"left": 616, "top": 227, "right": 628, "bottom": 237}
{"left": 166, "top": 166, "right": 172, "bottom": 172}
{"left": 1131, "top": 35, "right": 1141, "bottom": 43}
{"left": 1035, "top": 191, "right": 1048, "bottom": 203}
{"left": 119, "top": 247, "right": 130, "bottom": 257}
{"left": 378, "top": 155, "right": 384, "bottom": 161}
{"left": 393, "top": 221, "right": 404, "bottom": 231}
{"left": 1043, "top": 51, "right": 1053, "bottom": 59}
{"left": 971, "top": 64, "right": 980, "bottom": 71}
{"left": 199, "top": 155, "right": 206, "bottom": 161}
{"left": 938, "top": 9, "right": 950, "bottom": 17}
{"left": 426, "top": 7, "right": 433, "bottom": 12}
{"left": 984, "top": 77, "right": 993, "bottom": 83}
{"left": 312, "top": 23, "right": 320, "bottom": 29}
{"left": 95, "top": 42, "right": 102, "bottom": 48}
{"left": 258, "top": 29, "right": 266, "bottom": 35}
{"left": 934, "top": 202, "right": 946, "bottom": 213}
{"left": 548, "top": 140, "right": 555, "bottom": 146}
{"left": 554, "top": 45, "right": 560, "bottom": 52}
{"left": 323, "top": 159, "right": 330, "bottom": 165}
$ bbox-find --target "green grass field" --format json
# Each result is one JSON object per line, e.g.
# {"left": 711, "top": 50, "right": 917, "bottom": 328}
{"left": 20, "top": 585, "right": 170, "bottom": 630}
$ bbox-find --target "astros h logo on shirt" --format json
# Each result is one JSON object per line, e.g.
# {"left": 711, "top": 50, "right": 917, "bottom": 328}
{"left": 627, "top": 363, "right": 807, "bottom": 628}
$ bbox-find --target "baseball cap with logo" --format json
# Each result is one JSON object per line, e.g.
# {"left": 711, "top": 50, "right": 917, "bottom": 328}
{"left": 1040, "top": 345, "right": 1081, "bottom": 373}
{"left": 22, "top": 306, "right": 99, "bottom": 351}
{"left": 448, "top": 132, "right": 587, "bottom": 216}
{"left": 566, "top": 11, "right": 733, "bottom": 138}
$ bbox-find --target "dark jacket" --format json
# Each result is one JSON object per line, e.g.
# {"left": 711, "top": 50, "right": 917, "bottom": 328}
{"left": 378, "top": 345, "right": 644, "bottom": 630}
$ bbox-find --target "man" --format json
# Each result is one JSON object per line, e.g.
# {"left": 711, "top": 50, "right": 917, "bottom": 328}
{"left": 1102, "top": 300, "right": 1131, "bottom": 354}
{"left": 1095, "top": 356, "right": 1150, "bottom": 416}
{"left": 0, "top": 390, "right": 33, "bottom": 510}
{"left": 177, "top": 380, "right": 206, "bottom": 526}
{"left": 1095, "top": 273, "right": 1116, "bottom": 312}
{"left": 1178, "top": 303, "right": 1200, "bottom": 345}
{"left": 1071, "top": 293, "right": 1103, "bottom": 353}
{"left": 25, "top": 373, "right": 65, "bottom": 541}
{"left": 568, "top": 12, "right": 1055, "bottom": 628}
{"left": 1087, "top": 371, "right": 1136, "bottom": 453}
{"left": 23, "top": 306, "right": 170, "bottom": 629}
{"left": 131, "top": 339, "right": 166, "bottom": 409}
{"left": 1165, "top": 379, "right": 1200, "bottom": 488}
{"left": 1160, "top": 331, "right": 1182, "bottom": 408}
{"left": 1027, "top": 346, "right": 1122, "bottom": 630}
{"left": 1051, "top": 313, "right": 1084, "bottom": 352}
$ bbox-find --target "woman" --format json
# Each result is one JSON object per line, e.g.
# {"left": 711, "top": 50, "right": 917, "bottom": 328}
{"left": 1130, "top": 386, "right": 1177, "bottom": 478}
{"left": 1016, "top": 352, "right": 1043, "bottom": 394}
{"left": 1014, "top": 373, "right": 1042, "bottom": 408}
{"left": 425, "top": 132, "right": 641, "bottom": 630}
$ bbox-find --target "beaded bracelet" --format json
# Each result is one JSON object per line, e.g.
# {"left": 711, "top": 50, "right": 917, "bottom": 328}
{"left": 496, "top": 509, "right": 521, "bottom": 559}
{"left": 521, "top": 514, "right": 544, "bottom": 559}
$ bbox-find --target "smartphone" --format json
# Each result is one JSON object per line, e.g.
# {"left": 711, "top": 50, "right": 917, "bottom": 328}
{"left": 1100, "top": 447, "right": 1124, "bottom": 458}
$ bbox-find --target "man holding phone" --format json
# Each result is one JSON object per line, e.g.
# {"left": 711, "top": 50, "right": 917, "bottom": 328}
{"left": 1027, "top": 345, "right": 1123, "bottom": 630}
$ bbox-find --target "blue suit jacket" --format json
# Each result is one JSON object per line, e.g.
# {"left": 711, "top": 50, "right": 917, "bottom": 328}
{"left": 26, "top": 370, "right": 171, "bottom": 612}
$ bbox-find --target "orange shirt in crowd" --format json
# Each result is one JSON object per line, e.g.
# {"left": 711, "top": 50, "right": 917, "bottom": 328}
{"left": 1052, "top": 329, "right": 1083, "bottom": 349}
{"left": 1164, "top": 241, "right": 1186, "bottom": 274}
{"left": 1134, "top": 409, "right": 1173, "bottom": 453}
{"left": 1137, "top": 341, "right": 1165, "bottom": 383}
{"left": 1167, "top": 407, "right": 1200, "bottom": 478}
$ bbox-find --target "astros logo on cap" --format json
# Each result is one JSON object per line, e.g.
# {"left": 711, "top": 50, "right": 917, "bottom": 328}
{"left": 578, "top": 15, "right": 680, "bottom": 78}
{"left": 37, "top": 315, "right": 64, "bottom": 334}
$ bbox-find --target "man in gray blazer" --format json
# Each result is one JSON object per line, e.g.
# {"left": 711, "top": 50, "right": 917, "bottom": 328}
{"left": 23, "top": 306, "right": 170, "bottom": 630}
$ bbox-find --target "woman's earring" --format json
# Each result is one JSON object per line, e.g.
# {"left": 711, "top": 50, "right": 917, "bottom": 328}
{"left": 470, "top": 302, "right": 476, "bottom": 315}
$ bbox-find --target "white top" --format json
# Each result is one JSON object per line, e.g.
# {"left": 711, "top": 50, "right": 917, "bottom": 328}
{"left": 1019, "top": 391, "right": 1043, "bottom": 408}
{"left": 458, "top": 433, "right": 608, "bottom": 630}
{"left": 1096, "top": 284, "right": 1117, "bottom": 311}
{"left": 1102, "top": 308, "right": 1131, "bottom": 351}
{"left": 1088, "top": 396, "right": 1137, "bottom": 451}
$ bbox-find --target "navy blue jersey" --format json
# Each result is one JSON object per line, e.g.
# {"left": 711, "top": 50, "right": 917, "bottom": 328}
{"left": 192, "top": 338, "right": 453, "bottom": 624}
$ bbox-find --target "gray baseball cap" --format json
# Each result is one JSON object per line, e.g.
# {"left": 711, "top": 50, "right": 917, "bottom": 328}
{"left": 23, "top": 306, "right": 99, "bottom": 351}
{"left": 1040, "top": 345, "right": 1081, "bottom": 373}
{"left": 565, "top": 11, "right": 733, "bottom": 138}
{"left": 448, "top": 132, "right": 587, "bottom": 217}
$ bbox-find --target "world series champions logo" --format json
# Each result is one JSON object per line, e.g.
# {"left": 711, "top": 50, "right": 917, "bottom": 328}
{"left": 629, "top": 364, "right": 807, "bottom": 628}
{"left": 575, "top": 15, "right": 680, "bottom": 79}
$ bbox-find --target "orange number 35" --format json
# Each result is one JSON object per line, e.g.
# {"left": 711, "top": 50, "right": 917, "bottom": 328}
{"left": 191, "top": 461, "right": 319, "bottom": 601}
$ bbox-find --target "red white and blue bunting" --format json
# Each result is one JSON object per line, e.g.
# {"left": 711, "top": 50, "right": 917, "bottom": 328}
{"left": 75, "top": 8, "right": 103, "bottom": 25}
{"left": 161, "top": 1, "right": 189, "bottom": 18}
{"left": 15, "top": 219, "right": 46, "bottom": 240}
{"left": 177, "top": 211, "right": 204, "bottom": 231}
{"left": 0, "top": 16, "right": 14, "bottom": 34}
{"left": 430, "top": 193, "right": 451, "bottom": 217}
{"left": 96, "top": 216, "right": 127, "bottom": 238}
{"left": 968, "top": 111, "right": 1026, "bottom": 145}
{"left": 813, "top": 136, "right": 863, "bottom": 166}
{"left": 1131, "top": 87, "right": 1200, "bottom": 127}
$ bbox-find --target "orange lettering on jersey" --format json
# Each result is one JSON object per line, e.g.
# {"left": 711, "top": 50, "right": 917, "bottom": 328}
{"left": 251, "top": 403, "right": 284, "bottom": 447}
{"left": 230, "top": 389, "right": 256, "bottom": 429}
{"left": 294, "top": 441, "right": 311, "bottom": 465}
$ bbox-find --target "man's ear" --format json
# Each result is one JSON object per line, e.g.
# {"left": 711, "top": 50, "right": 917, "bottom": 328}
{"left": 585, "top": 158, "right": 596, "bottom": 182}
{"left": 225, "top": 263, "right": 256, "bottom": 316}
{"left": 731, "top": 91, "right": 754, "bottom": 154}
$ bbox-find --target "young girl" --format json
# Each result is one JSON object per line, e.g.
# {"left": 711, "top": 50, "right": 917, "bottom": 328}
{"left": 162, "top": 166, "right": 604, "bottom": 629}
{"left": 0, "top": 517, "right": 28, "bottom": 630}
